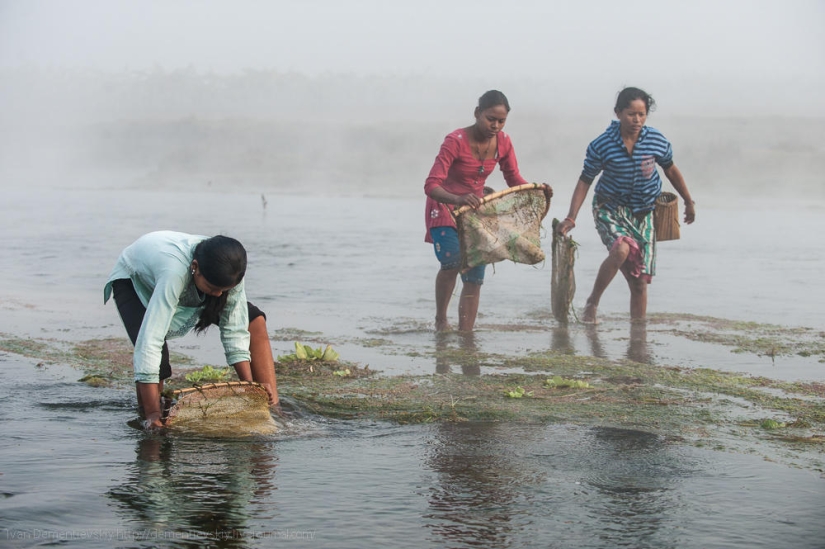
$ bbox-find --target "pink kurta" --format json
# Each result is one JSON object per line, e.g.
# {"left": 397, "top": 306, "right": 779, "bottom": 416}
{"left": 424, "top": 128, "right": 527, "bottom": 242}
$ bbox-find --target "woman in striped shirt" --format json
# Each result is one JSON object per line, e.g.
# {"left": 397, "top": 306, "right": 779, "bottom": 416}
{"left": 556, "top": 87, "right": 695, "bottom": 323}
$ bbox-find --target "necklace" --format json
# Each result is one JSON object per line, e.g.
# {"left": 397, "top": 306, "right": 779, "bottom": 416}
{"left": 473, "top": 138, "right": 493, "bottom": 176}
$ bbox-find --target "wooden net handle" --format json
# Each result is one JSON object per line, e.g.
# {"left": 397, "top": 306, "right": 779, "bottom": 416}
{"left": 452, "top": 183, "right": 551, "bottom": 219}
{"left": 172, "top": 380, "right": 263, "bottom": 397}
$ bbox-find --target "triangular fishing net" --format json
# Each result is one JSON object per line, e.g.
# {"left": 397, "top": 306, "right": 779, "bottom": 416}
{"left": 453, "top": 183, "right": 551, "bottom": 271}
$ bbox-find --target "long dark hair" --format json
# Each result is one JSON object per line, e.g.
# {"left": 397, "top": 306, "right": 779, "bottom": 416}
{"left": 193, "top": 235, "right": 247, "bottom": 333}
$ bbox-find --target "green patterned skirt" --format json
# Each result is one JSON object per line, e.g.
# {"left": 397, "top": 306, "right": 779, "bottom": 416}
{"left": 592, "top": 197, "right": 656, "bottom": 282}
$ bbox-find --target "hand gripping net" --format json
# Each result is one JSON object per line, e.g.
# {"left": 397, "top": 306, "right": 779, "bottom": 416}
{"left": 551, "top": 218, "right": 577, "bottom": 323}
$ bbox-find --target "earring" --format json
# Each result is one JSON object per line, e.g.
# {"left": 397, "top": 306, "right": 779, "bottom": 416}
{"left": 191, "top": 268, "right": 196, "bottom": 275}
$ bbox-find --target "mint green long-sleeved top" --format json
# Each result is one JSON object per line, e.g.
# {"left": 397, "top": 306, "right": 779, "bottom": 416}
{"left": 104, "top": 231, "right": 251, "bottom": 383}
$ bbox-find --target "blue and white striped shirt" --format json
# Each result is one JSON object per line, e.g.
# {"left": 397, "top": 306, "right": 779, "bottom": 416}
{"left": 580, "top": 120, "right": 674, "bottom": 213}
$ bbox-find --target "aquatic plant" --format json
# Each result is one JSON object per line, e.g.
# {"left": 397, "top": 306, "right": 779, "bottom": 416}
{"left": 278, "top": 342, "right": 340, "bottom": 362}
{"left": 78, "top": 374, "right": 111, "bottom": 387}
{"left": 185, "top": 365, "right": 231, "bottom": 384}
{"left": 504, "top": 386, "right": 533, "bottom": 398}
{"left": 544, "top": 376, "right": 591, "bottom": 389}
{"left": 760, "top": 419, "right": 785, "bottom": 430}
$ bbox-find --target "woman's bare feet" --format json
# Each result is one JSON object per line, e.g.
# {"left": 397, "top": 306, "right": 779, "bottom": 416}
{"left": 435, "top": 317, "right": 452, "bottom": 332}
{"left": 582, "top": 300, "right": 598, "bottom": 324}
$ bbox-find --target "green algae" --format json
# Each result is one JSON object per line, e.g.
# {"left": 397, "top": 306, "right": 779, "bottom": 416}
{"left": 0, "top": 335, "right": 56, "bottom": 359}
{"left": 270, "top": 327, "right": 324, "bottom": 342}
{"left": 2, "top": 318, "right": 824, "bottom": 473}
{"left": 0, "top": 334, "right": 195, "bottom": 387}
{"left": 648, "top": 313, "right": 825, "bottom": 359}
{"left": 78, "top": 374, "right": 112, "bottom": 388}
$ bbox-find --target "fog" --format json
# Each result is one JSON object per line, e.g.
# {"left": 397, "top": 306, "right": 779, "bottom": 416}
{"left": 1, "top": 0, "right": 823, "bottom": 201}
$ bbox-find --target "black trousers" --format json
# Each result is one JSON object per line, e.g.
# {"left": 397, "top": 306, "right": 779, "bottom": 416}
{"left": 112, "top": 278, "right": 173, "bottom": 380}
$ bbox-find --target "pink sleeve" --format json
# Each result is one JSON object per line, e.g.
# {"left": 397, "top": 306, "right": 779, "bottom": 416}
{"left": 424, "top": 134, "right": 460, "bottom": 197}
{"left": 499, "top": 134, "right": 528, "bottom": 187}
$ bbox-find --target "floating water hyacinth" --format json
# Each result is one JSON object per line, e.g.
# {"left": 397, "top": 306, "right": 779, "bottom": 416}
{"left": 277, "top": 342, "right": 340, "bottom": 362}
{"left": 544, "top": 376, "right": 591, "bottom": 389}
{"left": 504, "top": 386, "right": 533, "bottom": 398}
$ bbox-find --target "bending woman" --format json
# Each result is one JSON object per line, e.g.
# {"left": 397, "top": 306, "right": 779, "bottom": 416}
{"left": 555, "top": 87, "right": 695, "bottom": 323}
{"left": 424, "top": 90, "right": 549, "bottom": 331}
{"left": 104, "top": 231, "right": 279, "bottom": 428}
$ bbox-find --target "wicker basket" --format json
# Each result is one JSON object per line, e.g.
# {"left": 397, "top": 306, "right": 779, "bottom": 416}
{"left": 653, "top": 192, "right": 680, "bottom": 241}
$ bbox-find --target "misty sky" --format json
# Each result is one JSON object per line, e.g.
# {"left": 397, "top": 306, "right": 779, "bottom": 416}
{"left": 2, "top": 0, "right": 822, "bottom": 77}
{"left": 1, "top": 0, "right": 824, "bottom": 114}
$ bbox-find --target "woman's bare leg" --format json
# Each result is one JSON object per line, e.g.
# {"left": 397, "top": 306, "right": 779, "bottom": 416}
{"left": 458, "top": 282, "right": 481, "bottom": 331}
{"left": 583, "top": 240, "right": 631, "bottom": 323}
{"left": 435, "top": 268, "right": 459, "bottom": 331}
{"left": 622, "top": 271, "right": 648, "bottom": 320}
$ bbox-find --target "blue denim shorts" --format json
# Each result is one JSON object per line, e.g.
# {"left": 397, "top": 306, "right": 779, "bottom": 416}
{"left": 430, "top": 227, "right": 485, "bottom": 284}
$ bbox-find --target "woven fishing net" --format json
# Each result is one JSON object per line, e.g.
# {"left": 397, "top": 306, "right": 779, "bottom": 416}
{"left": 551, "top": 218, "right": 577, "bottom": 323}
{"left": 165, "top": 381, "right": 278, "bottom": 436}
{"left": 453, "top": 183, "right": 551, "bottom": 271}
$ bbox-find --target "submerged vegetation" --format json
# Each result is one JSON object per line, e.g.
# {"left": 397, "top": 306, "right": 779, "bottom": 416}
{"left": 1, "top": 313, "right": 823, "bottom": 473}
{"left": 647, "top": 313, "right": 825, "bottom": 360}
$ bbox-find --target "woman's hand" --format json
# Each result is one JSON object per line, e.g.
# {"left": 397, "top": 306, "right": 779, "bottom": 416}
{"left": 541, "top": 183, "right": 554, "bottom": 202}
{"left": 456, "top": 193, "right": 482, "bottom": 209}
{"left": 260, "top": 382, "right": 278, "bottom": 407}
{"left": 233, "top": 360, "right": 278, "bottom": 406}
{"left": 142, "top": 413, "right": 164, "bottom": 430}
{"left": 684, "top": 201, "right": 696, "bottom": 224}
{"left": 556, "top": 218, "right": 576, "bottom": 236}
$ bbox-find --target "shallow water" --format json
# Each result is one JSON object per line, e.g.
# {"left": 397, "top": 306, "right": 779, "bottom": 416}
{"left": 2, "top": 355, "right": 824, "bottom": 549}
{"left": 1, "top": 185, "right": 824, "bottom": 548}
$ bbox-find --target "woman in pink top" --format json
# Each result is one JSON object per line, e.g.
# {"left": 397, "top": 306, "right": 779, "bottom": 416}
{"left": 424, "top": 90, "right": 545, "bottom": 332}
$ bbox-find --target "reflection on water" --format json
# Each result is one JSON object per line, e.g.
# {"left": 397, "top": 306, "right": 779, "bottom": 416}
{"left": 584, "top": 324, "right": 607, "bottom": 359}
{"left": 435, "top": 331, "right": 481, "bottom": 375}
{"left": 421, "top": 422, "right": 682, "bottom": 548}
{"left": 553, "top": 322, "right": 654, "bottom": 365}
{"left": 551, "top": 325, "right": 575, "bottom": 354}
{"left": 108, "top": 436, "right": 278, "bottom": 544}
{"left": 423, "top": 422, "right": 546, "bottom": 546}
{"left": 581, "top": 428, "right": 674, "bottom": 544}
{"left": 627, "top": 321, "right": 653, "bottom": 364}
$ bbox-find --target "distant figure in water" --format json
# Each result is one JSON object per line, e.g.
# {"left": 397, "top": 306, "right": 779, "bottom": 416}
{"left": 423, "top": 90, "right": 550, "bottom": 331}
{"left": 555, "top": 87, "right": 695, "bottom": 323}
{"left": 104, "top": 231, "right": 279, "bottom": 429}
